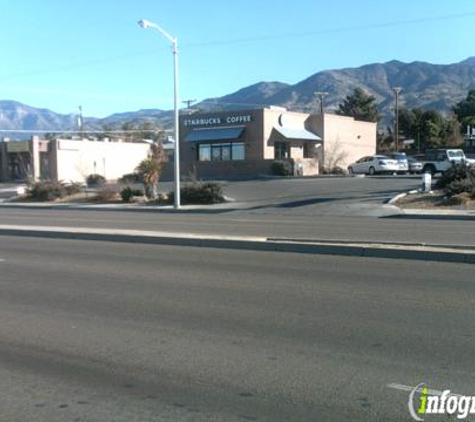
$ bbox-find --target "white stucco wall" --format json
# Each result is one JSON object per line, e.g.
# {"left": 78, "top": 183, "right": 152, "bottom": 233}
{"left": 55, "top": 139, "right": 150, "bottom": 183}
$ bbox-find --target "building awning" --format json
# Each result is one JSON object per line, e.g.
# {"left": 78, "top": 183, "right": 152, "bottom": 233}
{"left": 184, "top": 126, "right": 246, "bottom": 143}
{"left": 273, "top": 126, "right": 321, "bottom": 141}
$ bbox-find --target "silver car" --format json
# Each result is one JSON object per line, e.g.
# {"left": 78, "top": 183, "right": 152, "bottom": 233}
{"left": 388, "top": 152, "right": 409, "bottom": 174}
{"left": 407, "top": 156, "right": 423, "bottom": 174}
{"left": 348, "top": 155, "right": 399, "bottom": 175}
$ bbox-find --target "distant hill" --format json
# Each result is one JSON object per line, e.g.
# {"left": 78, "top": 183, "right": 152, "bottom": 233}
{"left": 199, "top": 58, "right": 475, "bottom": 123}
{"left": 0, "top": 100, "right": 83, "bottom": 137}
{"left": 2, "top": 57, "right": 475, "bottom": 137}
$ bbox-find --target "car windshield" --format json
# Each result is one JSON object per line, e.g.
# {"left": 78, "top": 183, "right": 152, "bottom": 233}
{"left": 447, "top": 150, "right": 465, "bottom": 158}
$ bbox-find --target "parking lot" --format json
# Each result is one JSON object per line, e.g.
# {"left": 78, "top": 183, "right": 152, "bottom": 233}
{"left": 195, "top": 175, "right": 422, "bottom": 217}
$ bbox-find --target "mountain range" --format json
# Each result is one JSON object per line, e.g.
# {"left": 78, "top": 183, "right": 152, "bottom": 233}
{"left": 1, "top": 57, "right": 475, "bottom": 138}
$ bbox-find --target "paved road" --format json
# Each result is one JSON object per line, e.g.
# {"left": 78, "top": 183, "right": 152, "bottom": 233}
{"left": 1, "top": 206, "right": 475, "bottom": 247}
{"left": 0, "top": 236, "right": 474, "bottom": 421}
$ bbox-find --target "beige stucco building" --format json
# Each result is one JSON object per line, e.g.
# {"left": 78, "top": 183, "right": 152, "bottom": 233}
{"left": 179, "top": 107, "right": 376, "bottom": 178}
{"left": 0, "top": 137, "right": 150, "bottom": 183}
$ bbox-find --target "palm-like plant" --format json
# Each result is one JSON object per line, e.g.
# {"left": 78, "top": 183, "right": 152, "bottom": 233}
{"left": 136, "top": 143, "right": 166, "bottom": 199}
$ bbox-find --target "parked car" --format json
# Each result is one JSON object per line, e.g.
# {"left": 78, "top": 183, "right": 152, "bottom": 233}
{"left": 407, "top": 156, "right": 423, "bottom": 174}
{"left": 387, "top": 152, "right": 409, "bottom": 174}
{"left": 421, "top": 148, "right": 475, "bottom": 175}
{"left": 348, "top": 155, "right": 399, "bottom": 175}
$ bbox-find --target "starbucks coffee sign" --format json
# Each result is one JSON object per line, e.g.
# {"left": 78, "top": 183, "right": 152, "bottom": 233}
{"left": 183, "top": 114, "right": 253, "bottom": 127}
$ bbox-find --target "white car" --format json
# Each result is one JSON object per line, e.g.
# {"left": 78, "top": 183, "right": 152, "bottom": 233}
{"left": 348, "top": 155, "right": 399, "bottom": 175}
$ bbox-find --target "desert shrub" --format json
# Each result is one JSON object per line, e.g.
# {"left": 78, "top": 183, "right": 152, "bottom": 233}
{"left": 86, "top": 174, "right": 106, "bottom": 187}
{"left": 271, "top": 160, "right": 292, "bottom": 176}
{"left": 28, "top": 181, "right": 82, "bottom": 201}
{"left": 323, "top": 166, "right": 348, "bottom": 175}
{"left": 167, "top": 182, "right": 225, "bottom": 205}
{"left": 436, "top": 164, "right": 475, "bottom": 196}
{"left": 64, "top": 182, "right": 83, "bottom": 196}
{"left": 119, "top": 172, "right": 142, "bottom": 184}
{"left": 96, "top": 185, "right": 120, "bottom": 202}
{"left": 121, "top": 186, "right": 144, "bottom": 203}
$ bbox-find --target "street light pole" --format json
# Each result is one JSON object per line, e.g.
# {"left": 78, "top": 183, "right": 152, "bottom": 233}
{"left": 138, "top": 19, "right": 180, "bottom": 209}
{"left": 391, "top": 87, "right": 401, "bottom": 152}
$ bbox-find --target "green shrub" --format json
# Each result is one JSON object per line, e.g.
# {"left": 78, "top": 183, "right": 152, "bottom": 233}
{"left": 121, "top": 186, "right": 145, "bottom": 203}
{"left": 436, "top": 164, "right": 475, "bottom": 196}
{"left": 168, "top": 182, "right": 225, "bottom": 205}
{"left": 323, "top": 166, "right": 347, "bottom": 175}
{"left": 86, "top": 174, "right": 106, "bottom": 187}
{"left": 28, "top": 181, "right": 82, "bottom": 201}
{"left": 271, "top": 160, "right": 292, "bottom": 176}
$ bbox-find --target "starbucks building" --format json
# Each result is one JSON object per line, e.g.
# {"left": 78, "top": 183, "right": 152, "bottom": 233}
{"left": 179, "top": 106, "right": 376, "bottom": 178}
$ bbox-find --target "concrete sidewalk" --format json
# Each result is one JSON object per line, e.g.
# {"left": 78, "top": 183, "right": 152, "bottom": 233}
{"left": 1, "top": 224, "right": 474, "bottom": 264}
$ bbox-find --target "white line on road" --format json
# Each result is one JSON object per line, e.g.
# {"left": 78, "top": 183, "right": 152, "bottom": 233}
{"left": 387, "top": 383, "right": 463, "bottom": 398}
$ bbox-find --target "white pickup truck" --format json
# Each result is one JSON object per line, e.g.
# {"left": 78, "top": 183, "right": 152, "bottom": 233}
{"left": 421, "top": 149, "right": 475, "bottom": 175}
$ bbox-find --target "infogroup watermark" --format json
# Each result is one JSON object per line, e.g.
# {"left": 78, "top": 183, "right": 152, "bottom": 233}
{"left": 408, "top": 383, "right": 475, "bottom": 420}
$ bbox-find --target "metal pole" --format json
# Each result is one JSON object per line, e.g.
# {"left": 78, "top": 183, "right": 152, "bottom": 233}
{"left": 314, "top": 91, "right": 328, "bottom": 114}
{"left": 138, "top": 19, "right": 181, "bottom": 209}
{"left": 392, "top": 87, "right": 401, "bottom": 152}
{"left": 172, "top": 39, "right": 181, "bottom": 209}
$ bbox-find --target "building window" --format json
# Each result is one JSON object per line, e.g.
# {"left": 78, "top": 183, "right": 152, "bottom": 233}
{"left": 198, "top": 142, "right": 245, "bottom": 161}
{"left": 232, "top": 143, "right": 245, "bottom": 160}
{"left": 274, "top": 142, "right": 290, "bottom": 160}
{"left": 199, "top": 144, "right": 211, "bottom": 161}
{"left": 303, "top": 143, "right": 313, "bottom": 158}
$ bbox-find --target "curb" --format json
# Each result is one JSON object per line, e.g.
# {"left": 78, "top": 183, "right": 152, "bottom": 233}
{"left": 0, "top": 202, "right": 242, "bottom": 214}
{"left": 0, "top": 225, "right": 474, "bottom": 264}
{"left": 386, "top": 191, "right": 475, "bottom": 220}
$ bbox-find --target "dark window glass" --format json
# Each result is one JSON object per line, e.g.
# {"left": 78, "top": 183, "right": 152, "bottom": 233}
{"left": 232, "top": 143, "right": 245, "bottom": 160}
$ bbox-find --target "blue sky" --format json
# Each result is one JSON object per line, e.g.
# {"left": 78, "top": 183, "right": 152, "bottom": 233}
{"left": 1, "top": 0, "right": 474, "bottom": 117}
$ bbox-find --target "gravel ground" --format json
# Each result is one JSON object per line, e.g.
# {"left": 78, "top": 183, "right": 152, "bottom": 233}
{"left": 396, "top": 190, "right": 475, "bottom": 210}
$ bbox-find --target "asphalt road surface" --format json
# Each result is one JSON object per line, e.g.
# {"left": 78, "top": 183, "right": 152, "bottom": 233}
{"left": 1, "top": 206, "right": 475, "bottom": 247}
{"left": 0, "top": 236, "right": 474, "bottom": 421}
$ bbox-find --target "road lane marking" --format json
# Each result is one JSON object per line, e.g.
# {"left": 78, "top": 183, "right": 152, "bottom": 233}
{"left": 387, "top": 383, "right": 463, "bottom": 398}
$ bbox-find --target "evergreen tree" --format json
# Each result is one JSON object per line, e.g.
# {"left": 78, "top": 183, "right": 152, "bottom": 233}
{"left": 336, "top": 88, "right": 380, "bottom": 123}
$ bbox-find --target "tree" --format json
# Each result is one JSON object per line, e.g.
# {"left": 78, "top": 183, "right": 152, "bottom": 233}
{"left": 419, "top": 110, "right": 446, "bottom": 149}
{"left": 135, "top": 142, "right": 166, "bottom": 199}
{"left": 453, "top": 90, "right": 475, "bottom": 132}
{"left": 398, "top": 108, "right": 449, "bottom": 150}
{"left": 336, "top": 88, "right": 381, "bottom": 122}
{"left": 443, "top": 116, "right": 463, "bottom": 147}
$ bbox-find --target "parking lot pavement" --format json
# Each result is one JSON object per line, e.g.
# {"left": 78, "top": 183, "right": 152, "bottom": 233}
{"left": 209, "top": 175, "right": 420, "bottom": 216}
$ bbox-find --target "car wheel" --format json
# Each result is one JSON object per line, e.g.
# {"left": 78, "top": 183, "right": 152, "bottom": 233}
{"left": 368, "top": 166, "right": 376, "bottom": 176}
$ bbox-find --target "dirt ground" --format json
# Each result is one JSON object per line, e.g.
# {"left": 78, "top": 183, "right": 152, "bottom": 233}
{"left": 395, "top": 190, "right": 475, "bottom": 210}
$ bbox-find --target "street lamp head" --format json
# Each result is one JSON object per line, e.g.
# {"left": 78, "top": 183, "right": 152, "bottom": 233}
{"left": 138, "top": 19, "right": 151, "bottom": 29}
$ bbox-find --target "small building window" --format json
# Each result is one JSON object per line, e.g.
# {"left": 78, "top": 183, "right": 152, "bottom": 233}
{"left": 232, "top": 143, "right": 245, "bottom": 160}
{"left": 199, "top": 144, "right": 211, "bottom": 161}
{"left": 274, "top": 142, "right": 290, "bottom": 160}
{"left": 303, "top": 143, "right": 312, "bottom": 158}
